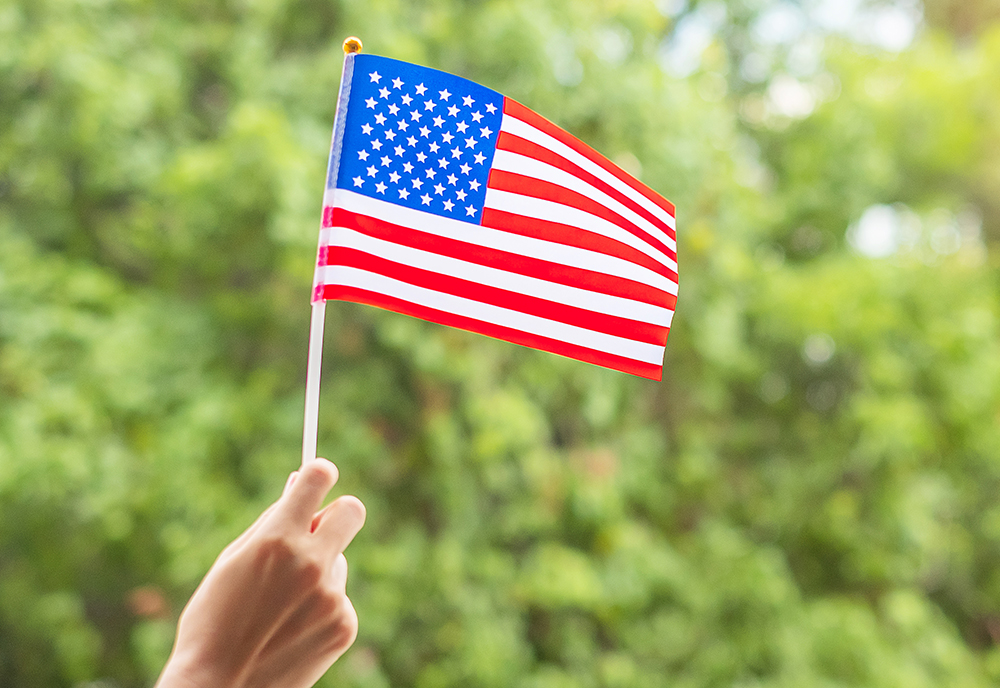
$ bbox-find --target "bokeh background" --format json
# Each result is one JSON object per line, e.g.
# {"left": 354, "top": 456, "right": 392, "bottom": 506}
{"left": 3, "top": 0, "right": 1000, "bottom": 686}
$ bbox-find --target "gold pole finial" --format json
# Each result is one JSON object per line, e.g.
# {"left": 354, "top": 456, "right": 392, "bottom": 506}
{"left": 343, "top": 37, "right": 363, "bottom": 54}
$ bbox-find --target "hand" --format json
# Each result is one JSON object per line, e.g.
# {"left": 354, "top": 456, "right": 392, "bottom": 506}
{"left": 155, "top": 458, "right": 366, "bottom": 688}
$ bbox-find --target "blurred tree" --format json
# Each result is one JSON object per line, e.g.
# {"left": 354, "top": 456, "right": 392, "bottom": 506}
{"left": 2, "top": 0, "right": 1000, "bottom": 687}
{"left": 923, "top": 0, "right": 1000, "bottom": 38}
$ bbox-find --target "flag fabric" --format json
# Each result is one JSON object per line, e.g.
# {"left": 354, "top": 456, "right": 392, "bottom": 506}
{"left": 314, "top": 54, "right": 677, "bottom": 380}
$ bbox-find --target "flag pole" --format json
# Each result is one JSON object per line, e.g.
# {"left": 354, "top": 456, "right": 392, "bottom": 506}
{"left": 301, "top": 300, "right": 326, "bottom": 466}
{"left": 301, "top": 36, "right": 363, "bottom": 467}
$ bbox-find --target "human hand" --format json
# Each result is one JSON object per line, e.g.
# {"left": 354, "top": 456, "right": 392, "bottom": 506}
{"left": 155, "top": 458, "right": 366, "bottom": 688}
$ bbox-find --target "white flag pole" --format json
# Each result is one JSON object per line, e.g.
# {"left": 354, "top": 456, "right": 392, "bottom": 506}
{"left": 301, "top": 300, "right": 327, "bottom": 466}
{"left": 301, "top": 36, "right": 363, "bottom": 467}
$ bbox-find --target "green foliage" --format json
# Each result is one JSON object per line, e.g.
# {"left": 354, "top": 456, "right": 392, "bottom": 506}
{"left": 2, "top": 0, "right": 1000, "bottom": 686}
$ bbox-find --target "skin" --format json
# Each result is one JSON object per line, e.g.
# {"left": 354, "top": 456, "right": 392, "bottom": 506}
{"left": 155, "top": 458, "right": 366, "bottom": 688}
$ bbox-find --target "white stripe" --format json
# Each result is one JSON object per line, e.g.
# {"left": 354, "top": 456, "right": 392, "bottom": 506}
{"left": 312, "top": 227, "right": 334, "bottom": 292}
{"left": 492, "top": 149, "right": 678, "bottom": 260}
{"left": 327, "top": 190, "right": 679, "bottom": 296}
{"left": 485, "top": 189, "right": 679, "bottom": 284}
{"left": 501, "top": 114, "right": 677, "bottom": 233}
{"left": 319, "top": 265, "right": 666, "bottom": 364}
{"left": 322, "top": 226, "right": 675, "bottom": 327}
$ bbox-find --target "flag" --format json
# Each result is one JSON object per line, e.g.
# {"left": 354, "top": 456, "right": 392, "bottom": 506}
{"left": 314, "top": 54, "right": 677, "bottom": 380}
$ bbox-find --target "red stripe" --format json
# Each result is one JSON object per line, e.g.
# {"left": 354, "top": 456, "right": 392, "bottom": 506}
{"left": 322, "top": 207, "right": 677, "bottom": 311}
{"left": 488, "top": 170, "right": 679, "bottom": 281}
{"left": 324, "top": 247, "right": 669, "bottom": 345}
{"left": 480, "top": 207, "right": 679, "bottom": 291}
{"left": 502, "top": 98, "right": 676, "bottom": 219}
{"left": 495, "top": 131, "right": 675, "bottom": 242}
{"left": 320, "top": 284, "right": 665, "bottom": 380}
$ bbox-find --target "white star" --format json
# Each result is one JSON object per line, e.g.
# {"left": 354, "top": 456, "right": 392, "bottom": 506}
{"left": 374, "top": 113, "right": 386, "bottom": 125}
{"left": 407, "top": 136, "right": 417, "bottom": 147}
{"left": 474, "top": 152, "right": 486, "bottom": 164}
{"left": 465, "top": 137, "right": 477, "bottom": 149}
{"left": 371, "top": 139, "right": 383, "bottom": 150}
{"left": 399, "top": 188, "right": 410, "bottom": 199}
{"left": 367, "top": 165, "right": 378, "bottom": 177}
{"left": 463, "top": 95, "right": 474, "bottom": 107}
{"left": 353, "top": 176, "right": 364, "bottom": 187}
{"left": 471, "top": 111, "right": 483, "bottom": 122}
{"left": 480, "top": 126, "right": 493, "bottom": 138}
{"left": 412, "top": 178, "right": 423, "bottom": 189}
{"left": 392, "top": 77, "right": 403, "bottom": 89}
{"left": 425, "top": 169, "right": 436, "bottom": 179}
{"left": 456, "top": 121, "right": 469, "bottom": 133}
{"left": 410, "top": 110, "right": 422, "bottom": 121}
{"left": 460, "top": 163, "right": 471, "bottom": 175}
{"left": 433, "top": 116, "right": 444, "bottom": 127}
{"left": 456, "top": 189, "right": 467, "bottom": 201}
{"left": 403, "top": 162, "right": 414, "bottom": 173}
{"left": 424, "top": 100, "right": 436, "bottom": 111}
{"left": 485, "top": 103, "right": 497, "bottom": 114}
{"left": 366, "top": 97, "right": 377, "bottom": 109}
{"left": 361, "top": 123, "right": 373, "bottom": 135}
{"left": 447, "top": 174, "right": 458, "bottom": 185}
{"left": 437, "top": 157, "right": 449, "bottom": 168}
{"left": 439, "top": 88, "right": 451, "bottom": 100}
{"left": 469, "top": 180, "right": 481, "bottom": 191}
{"left": 415, "top": 83, "right": 427, "bottom": 95}
{"left": 447, "top": 104, "right": 459, "bottom": 117}
{"left": 401, "top": 94, "right": 413, "bottom": 106}
{"left": 442, "top": 132, "right": 454, "bottom": 144}
{"left": 379, "top": 87, "right": 390, "bottom": 99}
{"left": 388, "top": 171, "right": 401, "bottom": 183}
{"left": 443, "top": 199, "right": 455, "bottom": 211}
{"left": 419, "top": 126, "right": 430, "bottom": 137}
{"left": 465, "top": 205, "right": 476, "bottom": 217}
{"left": 451, "top": 147, "right": 463, "bottom": 159}
{"left": 375, "top": 181, "right": 387, "bottom": 193}
{"left": 384, "top": 130, "right": 396, "bottom": 141}
{"left": 358, "top": 150, "right": 369, "bottom": 161}
{"left": 397, "top": 120, "right": 408, "bottom": 131}
{"left": 394, "top": 145, "right": 404, "bottom": 156}
{"left": 370, "top": 71, "right": 381, "bottom": 83}
{"left": 429, "top": 142, "right": 440, "bottom": 154}
{"left": 421, "top": 193, "right": 432, "bottom": 205}
{"left": 416, "top": 152, "right": 428, "bottom": 163}
{"left": 388, "top": 103, "right": 400, "bottom": 115}
{"left": 434, "top": 184, "right": 445, "bottom": 195}
{"left": 381, "top": 155, "right": 391, "bottom": 166}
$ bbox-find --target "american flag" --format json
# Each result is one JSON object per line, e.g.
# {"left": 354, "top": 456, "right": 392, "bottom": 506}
{"left": 314, "top": 54, "right": 677, "bottom": 380}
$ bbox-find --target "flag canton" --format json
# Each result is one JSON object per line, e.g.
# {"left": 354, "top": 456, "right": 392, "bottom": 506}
{"left": 333, "top": 54, "right": 504, "bottom": 225}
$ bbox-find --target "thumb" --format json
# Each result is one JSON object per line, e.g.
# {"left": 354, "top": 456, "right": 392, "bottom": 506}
{"left": 276, "top": 458, "right": 339, "bottom": 527}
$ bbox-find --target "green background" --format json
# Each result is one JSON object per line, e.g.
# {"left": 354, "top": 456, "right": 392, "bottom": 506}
{"left": 2, "top": 0, "right": 1000, "bottom": 685}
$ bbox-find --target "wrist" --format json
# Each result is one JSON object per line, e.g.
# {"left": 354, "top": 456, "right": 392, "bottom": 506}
{"left": 155, "top": 650, "right": 242, "bottom": 688}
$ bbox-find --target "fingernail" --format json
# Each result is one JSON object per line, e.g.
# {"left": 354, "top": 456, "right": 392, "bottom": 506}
{"left": 283, "top": 471, "right": 299, "bottom": 495}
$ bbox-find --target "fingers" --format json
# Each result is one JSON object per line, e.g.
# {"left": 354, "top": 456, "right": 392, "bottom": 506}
{"left": 313, "top": 495, "right": 366, "bottom": 556}
{"left": 330, "top": 553, "right": 348, "bottom": 591}
{"left": 329, "top": 595, "right": 359, "bottom": 661}
{"left": 227, "top": 469, "right": 303, "bottom": 551}
{"left": 223, "top": 496, "right": 284, "bottom": 556}
{"left": 276, "top": 458, "right": 339, "bottom": 527}
{"left": 283, "top": 470, "right": 299, "bottom": 496}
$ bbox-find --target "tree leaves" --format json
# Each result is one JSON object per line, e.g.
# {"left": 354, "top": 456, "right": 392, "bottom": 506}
{"left": 2, "top": 1, "right": 1000, "bottom": 687}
